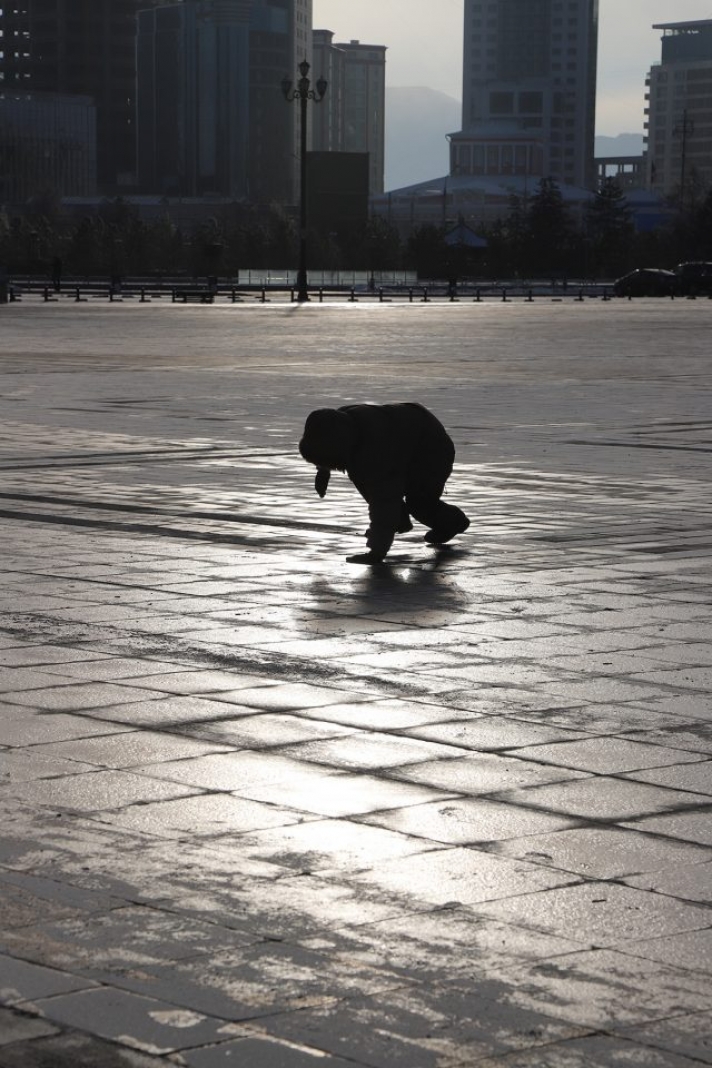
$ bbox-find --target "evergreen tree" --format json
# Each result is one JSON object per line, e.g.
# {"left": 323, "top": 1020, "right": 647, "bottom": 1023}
{"left": 525, "top": 177, "right": 575, "bottom": 277}
{"left": 585, "top": 178, "right": 634, "bottom": 278}
{"left": 496, "top": 195, "right": 529, "bottom": 277}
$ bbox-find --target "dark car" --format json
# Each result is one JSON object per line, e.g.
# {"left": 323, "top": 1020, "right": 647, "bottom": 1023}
{"left": 612, "top": 268, "right": 678, "bottom": 298}
{"left": 675, "top": 261, "right": 712, "bottom": 296}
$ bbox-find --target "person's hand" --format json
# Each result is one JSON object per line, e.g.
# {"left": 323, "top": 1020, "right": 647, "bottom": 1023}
{"left": 346, "top": 551, "right": 386, "bottom": 565}
{"left": 315, "top": 469, "right": 330, "bottom": 498}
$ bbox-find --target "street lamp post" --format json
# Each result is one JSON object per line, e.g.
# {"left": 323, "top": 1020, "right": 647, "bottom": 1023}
{"left": 282, "top": 59, "right": 327, "bottom": 302}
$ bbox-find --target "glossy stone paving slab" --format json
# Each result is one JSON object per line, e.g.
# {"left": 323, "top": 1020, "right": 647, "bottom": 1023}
{"left": 0, "top": 301, "right": 711, "bottom": 1066}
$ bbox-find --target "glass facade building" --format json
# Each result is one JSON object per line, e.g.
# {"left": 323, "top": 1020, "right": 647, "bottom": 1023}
{"left": 136, "top": 0, "right": 311, "bottom": 203}
{"left": 0, "top": 91, "right": 96, "bottom": 203}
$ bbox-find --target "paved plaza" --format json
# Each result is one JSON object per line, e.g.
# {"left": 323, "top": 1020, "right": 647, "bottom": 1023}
{"left": 0, "top": 298, "right": 711, "bottom": 1066}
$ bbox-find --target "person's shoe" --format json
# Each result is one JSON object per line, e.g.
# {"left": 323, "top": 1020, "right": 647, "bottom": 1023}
{"left": 424, "top": 515, "right": 470, "bottom": 545}
{"left": 365, "top": 519, "right": 413, "bottom": 536}
{"left": 346, "top": 551, "right": 386, "bottom": 565}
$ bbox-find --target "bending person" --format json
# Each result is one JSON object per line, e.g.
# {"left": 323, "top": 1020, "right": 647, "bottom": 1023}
{"left": 299, "top": 402, "right": 469, "bottom": 563}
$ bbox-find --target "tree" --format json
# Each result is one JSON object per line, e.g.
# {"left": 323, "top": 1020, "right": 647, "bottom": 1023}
{"left": 65, "top": 216, "right": 102, "bottom": 275}
{"left": 144, "top": 215, "right": 184, "bottom": 276}
{"left": 264, "top": 206, "right": 297, "bottom": 266}
{"left": 405, "top": 224, "right": 448, "bottom": 279}
{"left": 190, "top": 217, "right": 226, "bottom": 278}
{"left": 668, "top": 185, "right": 712, "bottom": 265}
{"left": 356, "top": 216, "right": 401, "bottom": 273}
{"left": 585, "top": 178, "right": 634, "bottom": 278}
{"left": 524, "top": 177, "right": 576, "bottom": 277}
{"left": 484, "top": 196, "right": 530, "bottom": 277}
{"left": 692, "top": 187, "right": 712, "bottom": 260}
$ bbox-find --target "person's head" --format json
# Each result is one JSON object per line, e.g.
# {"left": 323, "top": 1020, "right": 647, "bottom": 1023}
{"left": 299, "top": 408, "right": 355, "bottom": 471}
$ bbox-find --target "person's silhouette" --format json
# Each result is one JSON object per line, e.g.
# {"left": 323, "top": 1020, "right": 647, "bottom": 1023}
{"left": 299, "top": 402, "right": 469, "bottom": 563}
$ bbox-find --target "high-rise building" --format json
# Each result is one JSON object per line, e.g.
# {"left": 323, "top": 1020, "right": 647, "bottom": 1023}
{"left": 137, "top": 0, "right": 311, "bottom": 203}
{"left": 451, "top": 0, "right": 599, "bottom": 189}
{"left": 0, "top": 1, "right": 170, "bottom": 191}
{"left": 644, "top": 20, "right": 712, "bottom": 202}
{"left": 312, "top": 31, "right": 386, "bottom": 194}
{"left": 342, "top": 39, "right": 386, "bottom": 196}
{"left": 251, "top": 0, "right": 312, "bottom": 204}
{"left": 312, "top": 31, "right": 345, "bottom": 161}
{"left": 137, "top": 1, "right": 252, "bottom": 199}
{"left": 0, "top": 92, "right": 96, "bottom": 204}
{"left": 0, "top": 6, "right": 31, "bottom": 90}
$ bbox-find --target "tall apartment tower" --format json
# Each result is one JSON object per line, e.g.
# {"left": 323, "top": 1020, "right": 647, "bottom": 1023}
{"left": 0, "top": 6, "right": 32, "bottom": 90}
{"left": 312, "top": 31, "right": 345, "bottom": 161}
{"left": 451, "top": 0, "right": 598, "bottom": 189}
{"left": 137, "top": 0, "right": 311, "bottom": 203}
{"left": 645, "top": 20, "right": 712, "bottom": 202}
{"left": 0, "top": 0, "right": 169, "bottom": 190}
{"left": 312, "top": 31, "right": 386, "bottom": 194}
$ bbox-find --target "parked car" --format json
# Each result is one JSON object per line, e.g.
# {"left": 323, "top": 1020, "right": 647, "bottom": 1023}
{"left": 675, "top": 261, "right": 712, "bottom": 296}
{"left": 612, "top": 268, "right": 678, "bottom": 297}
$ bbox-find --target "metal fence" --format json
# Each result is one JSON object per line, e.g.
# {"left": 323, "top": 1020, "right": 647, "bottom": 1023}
{"left": 5, "top": 275, "right": 707, "bottom": 305}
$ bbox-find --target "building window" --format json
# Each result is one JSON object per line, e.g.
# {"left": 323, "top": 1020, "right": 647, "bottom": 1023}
{"left": 490, "top": 91, "right": 514, "bottom": 114}
{"left": 519, "top": 91, "right": 543, "bottom": 113}
{"left": 514, "top": 145, "right": 528, "bottom": 173}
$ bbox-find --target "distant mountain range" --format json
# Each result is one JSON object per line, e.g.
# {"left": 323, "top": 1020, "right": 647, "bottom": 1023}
{"left": 384, "top": 87, "right": 645, "bottom": 192}
{"left": 385, "top": 87, "right": 461, "bottom": 191}
{"left": 594, "top": 133, "right": 645, "bottom": 158}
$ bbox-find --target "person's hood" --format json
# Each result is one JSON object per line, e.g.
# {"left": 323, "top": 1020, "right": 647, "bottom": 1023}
{"left": 299, "top": 408, "right": 355, "bottom": 470}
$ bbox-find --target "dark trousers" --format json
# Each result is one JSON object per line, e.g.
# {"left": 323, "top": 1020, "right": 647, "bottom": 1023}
{"left": 403, "top": 446, "right": 468, "bottom": 532}
{"left": 405, "top": 490, "right": 468, "bottom": 533}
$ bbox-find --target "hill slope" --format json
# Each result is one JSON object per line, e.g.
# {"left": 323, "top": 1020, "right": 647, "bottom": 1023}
{"left": 385, "top": 87, "right": 461, "bottom": 191}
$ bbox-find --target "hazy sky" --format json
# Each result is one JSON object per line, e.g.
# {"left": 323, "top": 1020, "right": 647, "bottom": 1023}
{"left": 312, "top": 0, "right": 712, "bottom": 135}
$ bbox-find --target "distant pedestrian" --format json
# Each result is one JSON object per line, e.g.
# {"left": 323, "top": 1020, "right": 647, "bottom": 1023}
{"left": 299, "top": 402, "right": 469, "bottom": 563}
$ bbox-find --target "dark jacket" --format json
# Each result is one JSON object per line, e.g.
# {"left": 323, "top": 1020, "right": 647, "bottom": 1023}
{"left": 300, "top": 402, "right": 454, "bottom": 556}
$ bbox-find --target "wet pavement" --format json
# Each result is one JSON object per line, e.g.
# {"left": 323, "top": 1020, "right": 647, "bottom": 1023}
{"left": 0, "top": 299, "right": 711, "bottom": 1066}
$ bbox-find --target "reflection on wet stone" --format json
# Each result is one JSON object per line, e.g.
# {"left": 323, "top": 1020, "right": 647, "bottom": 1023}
{"left": 1, "top": 302, "right": 711, "bottom": 1065}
